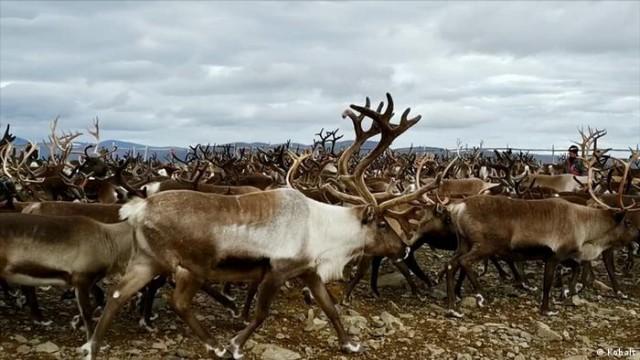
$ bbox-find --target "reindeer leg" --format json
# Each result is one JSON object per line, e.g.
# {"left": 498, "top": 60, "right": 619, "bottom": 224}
{"left": 170, "top": 266, "right": 220, "bottom": 351}
{"left": 392, "top": 260, "right": 420, "bottom": 297}
{"left": 241, "top": 281, "right": 259, "bottom": 322}
{"left": 581, "top": 261, "right": 595, "bottom": 287}
{"left": 445, "top": 253, "right": 464, "bottom": 317}
{"left": 81, "top": 259, "right": 159, "bottom": 360}
{"left": 602, "top": 248, "right": 626, "bottom": 298}
{"left": 216, "top": 271, "right": 284, "bottom": 360}
{"left": 541, "top": 258, "right": 559, "bottom": 316}
{"left": 508, "top": 261, "right": 535, "bottom": 291}
{"left": 221, "top": 282, "right": 235, "bottom": 301}
{"left": 623, "top": 243, "right": 634, "bottom": 276}
{"left": 22, "top": 286, "right": 48, "bottom": 324}
{"left": 458, "top": 250, "right": 486, "bottom": 308}
{"left": 342, "top": 257, "right": 370, "bottom": 304}
{"left": 454, "top": 270, "right": 466, "bottom": 298}
{"left": 553, "top": 264, "right": 564, "bottom": 288}
{"left": 565, "top": 260, "right": 582, "bottom": 297}
{"left": 369, "top": 256, "right": 383, "bottom": 298}
{"left": 0, "top": 279, "right": 15, "bottom": 304}
{"left": 91, "top": 283, "right": 105, "bottom": 309}
{"left": 478, "top": 258, "right": 489, "bottom": 277}
{"left": 75, "top": 281, "right": 95, "bottom": 340}
{"left": 403, "top": 250, "right": 434, "bottom": 288}
{"left": 490, "top": 257, "right": 510, "bottom": 280}
{"left": 140, "top": 276, "right": 166, "bottom": 328}
{"left": 200, "top": 282, "right": 240, "bottom": 318}
{"left": 300, "top": 271, "right": 362, "bottom": 353}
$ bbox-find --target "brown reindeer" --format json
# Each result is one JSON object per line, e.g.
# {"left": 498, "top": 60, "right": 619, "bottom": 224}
{"left": 0, "top": 213, "right": 132, "bottom": 341}
{"left": 441, "top": 154, "right": 639, "bottom": 317}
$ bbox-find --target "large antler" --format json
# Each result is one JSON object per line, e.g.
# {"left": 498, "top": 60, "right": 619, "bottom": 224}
{"left": 336, "top": 93, "right": 421, "bottom": 206}
{"left": 583, "top": 151, "right": 640, "bottom": 212}
{"left": 378, "top": 154, "right": 458, "bottom": 211}
{"left": 47, "top": 117, "right": 82, "bottom": 165}
{"left": 88, "top": 117, "right": 100, "bottom": 155}
{"left": 286, "top": 151, "right": 312, "bottom": 189}
{"left": 575, "top": 127, "right": 607, "bottom": 158}
{"left": 1, "top": 142, "right": 44, "bottom": 184}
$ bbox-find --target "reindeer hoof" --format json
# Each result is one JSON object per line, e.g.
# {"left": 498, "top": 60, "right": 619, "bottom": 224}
{"left": 213, "top": 345, "right": 243, "bottom": 359}
{"left": 78, "top": 341, "right": 93, "bottom": 360}
{"left": 71, "top": 315, "right": 82, "bottom": 330}
{"left": 341, "top": 342, "right": 364, "bottom": 353}
{"left": 34, "top": 320, "right": 53, "bottom": 326}
{"left": 213, "top": 348, "right": 232, "bottom": 359}
{"left": 616, "top": 291, "right": 629, "bottom": 299}
{"left": 521, "top": 283, "right": 537, "bottom": 292}
{"left": 542, "top": 310, "right": 559, "bottom": 316}
{"left": 445, "top": 309, "right": 464, "bottom": 318}
{"left": 302, "top": 287, "right": 314, "bottom": 305}
{"left": 417, "top": 294, "right": 427, "bottom": 302}
{"left": 475, "top": 294, "right": 485, "bottom": 307}
{"left": 227, "top": 308, "right": 241, "bottom": 318}
{"left": 341, "top": 297, "right": 352, "bottom": 306}
{"left": 138, "top": 318, "right": 157, "bottom": 332}
{"left": 222, "top": 293, "right": 236, "bottom": 302}
{"left": 561, "top": 288, "right": 570, "bottom": 299}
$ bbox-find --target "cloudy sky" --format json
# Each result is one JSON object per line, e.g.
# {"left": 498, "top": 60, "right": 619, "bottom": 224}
{"left": 1, "top": 1, "right": 639, "bottom": 150}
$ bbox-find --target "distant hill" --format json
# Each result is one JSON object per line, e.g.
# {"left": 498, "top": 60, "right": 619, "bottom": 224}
{"left": 12, "top": 137, "right": 560, "bottom": 163}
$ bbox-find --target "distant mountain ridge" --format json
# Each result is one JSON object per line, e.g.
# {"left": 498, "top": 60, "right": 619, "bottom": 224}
{"left": 12, "top": 137, "right": 556, "bottom": 163}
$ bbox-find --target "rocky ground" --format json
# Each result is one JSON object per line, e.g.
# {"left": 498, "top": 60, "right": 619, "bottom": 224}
{"left": 1, "top": 250, "right": 639, "bottom": 360}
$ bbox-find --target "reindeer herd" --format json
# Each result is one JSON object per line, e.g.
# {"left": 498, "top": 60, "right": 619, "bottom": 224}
{"left": 0, "top": 94, "right": 639, "bottom": 359}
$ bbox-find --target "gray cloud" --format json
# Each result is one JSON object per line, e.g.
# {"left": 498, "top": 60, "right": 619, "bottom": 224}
{"left": 1, "top": 1, "right": 638, "bottom": 150}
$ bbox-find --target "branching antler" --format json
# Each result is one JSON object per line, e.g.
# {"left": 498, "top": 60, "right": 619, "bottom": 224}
{"left": 582, "top": 133, "right": 640, "bottom": 212}
{"left": 574, "top": 127, "right": 607, "bottom": 158}
{"left": 0, "top": 124, "right": 16, "bottom": 147}
{"left": 47, "top": 117, "right": 82, "bottom": 165}
{"left": 88, "top": 117, "right": 100, "bottom": 155}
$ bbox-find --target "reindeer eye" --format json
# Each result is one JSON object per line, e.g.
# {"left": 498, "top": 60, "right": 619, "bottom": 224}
{"left": 377, "top": 221, "right": 387, "bottom": 229}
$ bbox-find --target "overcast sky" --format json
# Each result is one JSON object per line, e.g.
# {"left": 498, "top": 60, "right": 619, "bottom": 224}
{"left": 1, "top": 1, "right": 638, "bottom": 150}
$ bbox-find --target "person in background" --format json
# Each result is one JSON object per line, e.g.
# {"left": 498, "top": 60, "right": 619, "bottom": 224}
{"left": 566, "top": 145, "right": 586, "bottom": 176}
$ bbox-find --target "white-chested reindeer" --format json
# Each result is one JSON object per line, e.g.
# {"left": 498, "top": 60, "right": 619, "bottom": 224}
{"left": 81, "top": 94, "right": 445, "bottom": 360}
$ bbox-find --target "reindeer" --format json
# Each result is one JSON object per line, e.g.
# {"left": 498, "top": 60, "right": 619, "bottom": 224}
{"left": 0, "top": 213, "right": 133, "bottom": 341}
{"left": 344, "top": 156, "right": 520, "bottom": 301}
{"left": 81, "top": 93, "right": 445, "bottom": 360}
{"left": 441, "top": 152, "right": 640, "bottom": 317}
{"left": 19, "top": 187, "right": 243, "bottom": 329}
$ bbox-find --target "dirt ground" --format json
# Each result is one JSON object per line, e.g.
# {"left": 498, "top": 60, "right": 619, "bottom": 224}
{"left": 1, "top": 249, "right": 639, "bottom": 360}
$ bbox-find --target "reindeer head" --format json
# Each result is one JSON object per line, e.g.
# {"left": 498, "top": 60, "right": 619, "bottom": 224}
{"left": 289, "top": 93, "right": 447, "bottom": 260}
